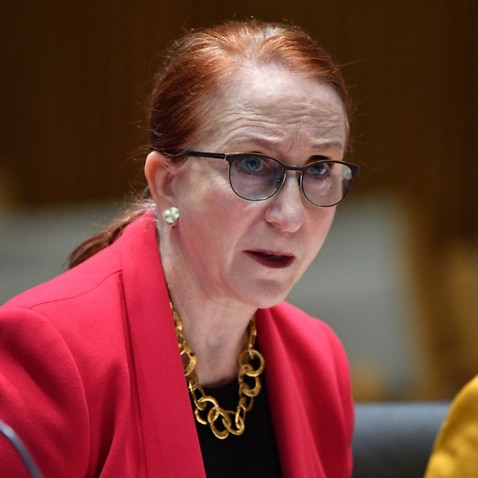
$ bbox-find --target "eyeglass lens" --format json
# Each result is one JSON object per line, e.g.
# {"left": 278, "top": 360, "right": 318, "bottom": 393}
{"left": 228, "top": 154, "right": 353, "bottom": 207}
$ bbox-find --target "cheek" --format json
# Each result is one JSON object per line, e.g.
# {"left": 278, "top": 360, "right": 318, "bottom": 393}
{"left": 175, "top": 168, "right": 224, "bottom": 215}
{"left": 178, "top": 175, "right": 248, "bottom": 243}
{"left": 307, "top": 209, "right": 335, "bottom": 254}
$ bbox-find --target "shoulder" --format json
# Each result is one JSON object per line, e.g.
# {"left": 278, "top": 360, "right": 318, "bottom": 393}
{"left": 259, "top": 301, "right": 346, "bottom": 354}
{"left": 425, "top": 375, "right": 478, "bottom": 477}
{"left": 0, "top": 245, "right": 125, "bottom": 347}
{"left": 258, "top": 301, "right": 354, "bottom": 472}
{"left": 257, "top": 301, "right": 350, "bottom": 385}
{"left": 0, "top": 211, "right": 160, "bottom": 364}
{"left": 2, "top": 210, "right": 157, "bottom": 316}
{"left": 0, "top": 257, "right": 127, "bottom": 389}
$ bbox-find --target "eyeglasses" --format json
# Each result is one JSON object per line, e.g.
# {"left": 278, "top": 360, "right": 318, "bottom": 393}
{"left": 185, "top": 150, "right": 359, "bottom": 207}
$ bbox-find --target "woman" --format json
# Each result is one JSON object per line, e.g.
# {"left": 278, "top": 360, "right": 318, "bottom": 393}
{"left": 0, "top": 20, "right": 359, "bottom": 477}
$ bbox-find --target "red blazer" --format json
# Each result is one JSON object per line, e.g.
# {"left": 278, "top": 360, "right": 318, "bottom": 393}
{"left": 0, "top": 212, "right": 353, "bottom": 477}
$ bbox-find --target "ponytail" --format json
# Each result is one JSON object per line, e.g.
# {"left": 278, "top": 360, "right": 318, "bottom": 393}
{"left": 68, "top": 201, "right": 150, "bottom": 268}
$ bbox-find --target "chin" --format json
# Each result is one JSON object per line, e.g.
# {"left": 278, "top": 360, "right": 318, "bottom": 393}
{"left": 243, "top": 285, "right": 292, "bottom": 310}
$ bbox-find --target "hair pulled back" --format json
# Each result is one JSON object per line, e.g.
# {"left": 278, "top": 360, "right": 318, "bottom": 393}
{"left": 149, "top": 20, "right": 351, "bottom": 157}
{"left": 69, "top": 19, "right": 351, "bottom": 268}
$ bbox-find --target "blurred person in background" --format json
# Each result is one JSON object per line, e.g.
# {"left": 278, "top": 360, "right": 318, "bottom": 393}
{"left": 425, "top": 375, "right": 478, "bottom": 477}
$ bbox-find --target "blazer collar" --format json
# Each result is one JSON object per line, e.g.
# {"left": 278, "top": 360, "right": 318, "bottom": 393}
{"left": 118, "top": 211, "right": 206, "bottom": 477}
{"left": 257, "top": 308, "right": 326, "bottom": 477}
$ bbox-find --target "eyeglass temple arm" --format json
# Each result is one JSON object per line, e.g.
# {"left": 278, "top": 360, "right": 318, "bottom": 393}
{"left": 184, "top": 151, "right": 226, "bottom": 159}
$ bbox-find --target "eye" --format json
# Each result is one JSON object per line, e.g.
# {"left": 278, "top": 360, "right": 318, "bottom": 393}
{"left": 243, "top": 155, "right": 264, "bottom": 172}
{"left": 307, "top": 161, "right": 331, "bottom": 179}
{"left": 234, "top": 155, "right": 271, "bottom": 175}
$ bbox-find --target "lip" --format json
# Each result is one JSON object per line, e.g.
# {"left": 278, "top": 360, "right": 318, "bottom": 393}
{"left": 245, "top": 250, "right": 295, "bottom": 269}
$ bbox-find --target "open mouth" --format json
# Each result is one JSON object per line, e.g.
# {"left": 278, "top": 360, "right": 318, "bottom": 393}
{"left": 247, "top": 251, "right": 295, "bottom": 268}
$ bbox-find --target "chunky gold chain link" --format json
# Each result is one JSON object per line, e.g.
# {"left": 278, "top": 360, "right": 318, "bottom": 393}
{"left": 171, "top": 304, "right": 265, "bottom": 439}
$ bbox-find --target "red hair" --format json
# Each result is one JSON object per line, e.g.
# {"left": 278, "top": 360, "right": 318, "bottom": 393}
{"left": 69, "top": 20, "right": 351, "bottom": 268}
{"left": 149, "top": 20, "right": 351, "bottom": 157}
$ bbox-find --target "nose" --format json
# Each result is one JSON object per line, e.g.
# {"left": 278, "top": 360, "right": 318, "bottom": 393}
{"left": 264, "top": 173, "right": 304, "bottom": 232}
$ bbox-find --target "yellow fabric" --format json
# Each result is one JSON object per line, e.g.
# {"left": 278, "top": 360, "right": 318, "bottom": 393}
{"left": 425, "top": 375, "right": 478, "bottom": 477}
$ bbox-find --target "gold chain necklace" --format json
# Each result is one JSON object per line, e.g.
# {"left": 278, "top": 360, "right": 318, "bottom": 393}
{"left": 171, "top": 303, "right": 265, "bottom": 439}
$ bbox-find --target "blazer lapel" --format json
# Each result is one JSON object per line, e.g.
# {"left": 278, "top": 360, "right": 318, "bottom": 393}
{"left": 257, "top": 308, "right": 326, "bottom": 478}
{"left": 119, "top": 213, "right": 206, "bottom": 477}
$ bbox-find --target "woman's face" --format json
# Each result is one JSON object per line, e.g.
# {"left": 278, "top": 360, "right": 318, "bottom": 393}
{"left": 166, "top": 65, "right": 348, "bottom": 309}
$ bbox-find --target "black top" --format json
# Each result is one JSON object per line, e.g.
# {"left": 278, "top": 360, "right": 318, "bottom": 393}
{"left": 193, "top": 377, "right": 283, "bottom": 478}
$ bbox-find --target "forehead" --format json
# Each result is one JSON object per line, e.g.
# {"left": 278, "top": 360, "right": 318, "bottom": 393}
{"left": 196, "top": 65, "right": 348, "bottom": 152}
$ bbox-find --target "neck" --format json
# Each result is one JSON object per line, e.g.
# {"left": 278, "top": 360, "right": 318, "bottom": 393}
{"left": 174, "top": 305, "right": 254, "bottom": 387}
{"left": 171, "top": 300, "right": 254, "bottom": 387}
{"left": 174, "top": 306, "right": 265, "bottom": 439}
{"left": 160, "top": 226, "right": 256, "bottom": 387}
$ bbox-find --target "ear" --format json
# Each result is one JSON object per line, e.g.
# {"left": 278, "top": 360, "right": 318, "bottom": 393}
{"left": 144, "top": 151, "right": 177, "bottom": 211}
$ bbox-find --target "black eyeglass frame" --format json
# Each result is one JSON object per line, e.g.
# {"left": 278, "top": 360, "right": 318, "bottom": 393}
{"left": 184, "top": 150, "right": 359, "bottom": 207}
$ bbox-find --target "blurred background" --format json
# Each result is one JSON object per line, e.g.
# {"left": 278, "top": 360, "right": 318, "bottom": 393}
{"left": 1, "top": 1, "right": 477, "bottom": 402}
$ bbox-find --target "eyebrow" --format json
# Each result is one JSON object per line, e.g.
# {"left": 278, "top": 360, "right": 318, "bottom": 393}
{"left": 235, "top": 136, "right": 344, "bottom": 152}
{"left": 309, "top": 139, "right": 346, "bottom": 151}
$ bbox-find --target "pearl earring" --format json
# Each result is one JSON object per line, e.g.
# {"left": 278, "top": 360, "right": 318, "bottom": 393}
{"left": 163, "top": 206, "right": 179, "bottom": 225}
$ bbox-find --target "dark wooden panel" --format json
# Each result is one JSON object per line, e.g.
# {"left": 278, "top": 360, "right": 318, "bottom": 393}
{"left": 2, "top": 1, "right": 476, "bottom": 211}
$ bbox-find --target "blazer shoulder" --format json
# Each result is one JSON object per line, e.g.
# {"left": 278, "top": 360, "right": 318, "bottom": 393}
{"left": 2, "top": 243, "right": 122, "bottom": 311}
{"left": 263, "top": 301, "right": 343, "bottom": 343}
